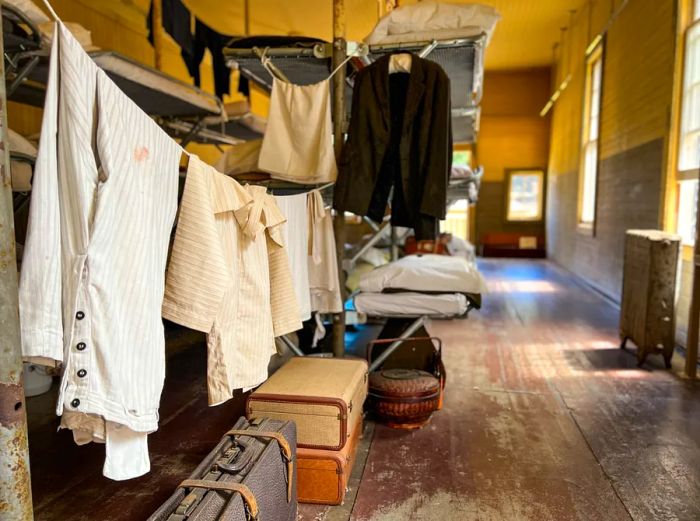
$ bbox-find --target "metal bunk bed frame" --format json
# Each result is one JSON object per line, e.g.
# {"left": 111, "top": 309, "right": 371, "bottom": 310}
{"left": 224, "top": 31, "right": 487, "bottom": 357}
{"left": 1, "top": 3, "right": 255, "bottom": 148}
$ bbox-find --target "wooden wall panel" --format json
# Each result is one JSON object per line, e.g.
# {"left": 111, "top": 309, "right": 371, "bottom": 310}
{"left": 546, "top": 0, "right": 676, "bottom": 302}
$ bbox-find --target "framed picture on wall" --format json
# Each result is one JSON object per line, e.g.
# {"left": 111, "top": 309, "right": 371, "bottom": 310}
{"left": 505, "top": 169, "right": 546, "bottom": 222}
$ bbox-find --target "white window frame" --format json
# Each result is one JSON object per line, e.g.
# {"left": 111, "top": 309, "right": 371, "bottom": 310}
{"left": 505, "top": 169, "right": 546, "bottom": 223}
{"left": 579, "top": 44, "right": 604, "bottom": 232}
{"left": 676, "top": 1, "right": 700, "bottom": 245}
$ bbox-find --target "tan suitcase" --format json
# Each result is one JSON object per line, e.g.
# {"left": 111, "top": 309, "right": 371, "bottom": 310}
{"left": 247, "top": 357, "right": 368, "bottom": 450}
{"left": 297, "top": 417, "right": 363, "bottom": 505}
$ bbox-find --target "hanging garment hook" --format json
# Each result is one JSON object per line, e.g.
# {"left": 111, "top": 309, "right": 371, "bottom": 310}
{"left": 253, "top": 46, "right": 290, "bottom": 83}
{"left": 327, "top": 53, "right": 355, "bottom": 80}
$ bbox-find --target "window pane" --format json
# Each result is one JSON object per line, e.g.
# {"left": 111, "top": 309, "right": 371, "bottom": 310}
{"left": 678, "top": 180, "right": 699, "bottom": 245}
{"left": 679, "top": 24, "right": 700, "bottom": 169}
{"left": 581, "top": 142, "right": 598, "bottom": 224}
{"left": 453, "top": 150, "right": 471, "bottom": 167}
{"left": 581, "top": 50, "right": 602, "bottom": 226}
{"left": 507, "top": 171, "right": 543, "bottom": 221}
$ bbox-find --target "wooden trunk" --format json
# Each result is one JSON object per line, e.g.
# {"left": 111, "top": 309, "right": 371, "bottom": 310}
{"left": 620, "top": 230, "right": 681, "bottom": 367}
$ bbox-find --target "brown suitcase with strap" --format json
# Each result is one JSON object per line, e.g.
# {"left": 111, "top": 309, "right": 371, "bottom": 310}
{"left": 148, "top": 417, "right": 297, "bottom": 521}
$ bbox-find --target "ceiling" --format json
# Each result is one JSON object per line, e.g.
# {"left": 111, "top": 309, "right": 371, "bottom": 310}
{"left": 127, "top": 0, "right": 592, "bottom": 71}
{"left": 399, "top": 0, "right": 590, "bottom": 70}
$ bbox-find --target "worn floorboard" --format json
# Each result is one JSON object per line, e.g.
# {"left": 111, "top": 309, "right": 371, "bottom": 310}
{"left": 25, "top": 259, "right": 700, "bottom": 520}
{"left": 347, "top": 260, "right": 700, "bottom": 521}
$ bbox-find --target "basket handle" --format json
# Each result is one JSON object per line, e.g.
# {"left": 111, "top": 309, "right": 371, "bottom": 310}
{"left": 367, "top": 336, "right": 443, "bottom": 366}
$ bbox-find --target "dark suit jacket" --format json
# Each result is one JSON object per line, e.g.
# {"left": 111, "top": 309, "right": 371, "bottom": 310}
{"left": 333, "top": 54, "right": 452, "bottom": 226}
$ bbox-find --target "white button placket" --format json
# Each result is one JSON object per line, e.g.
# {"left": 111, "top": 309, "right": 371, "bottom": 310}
{"left": 66, "top": 264, "right": 92, "bottom": 412}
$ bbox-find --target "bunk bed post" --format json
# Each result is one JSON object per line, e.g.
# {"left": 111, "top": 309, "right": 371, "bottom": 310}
{"left": 684, "top": 170, "right": 700, "bottom": 379}
{"left": 0, "top": 21, "right": 34, "bottom": 521}
{"left": 332, "top": 0, "right": 347, "bottom": 358}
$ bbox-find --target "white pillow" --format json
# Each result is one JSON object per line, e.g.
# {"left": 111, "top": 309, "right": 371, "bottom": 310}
{"left": 365, "top": 2, "right": 500, "bottom": 45}
{"left": 359, "top": 254, "right": 487, "bottom": 295}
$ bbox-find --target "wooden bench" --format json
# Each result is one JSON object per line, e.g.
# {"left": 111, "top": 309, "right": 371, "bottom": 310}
{"left": 479, "top": 232, "right": 546, "bottom": 258}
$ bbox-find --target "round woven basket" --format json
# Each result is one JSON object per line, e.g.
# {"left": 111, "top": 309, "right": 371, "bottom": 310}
{"left": 368, "top": 369, "right": 441, "bottom": 430}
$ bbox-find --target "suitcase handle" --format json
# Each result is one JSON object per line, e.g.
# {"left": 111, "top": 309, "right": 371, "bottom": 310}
{"left": 179, "top": 479, "right": 259, "bottom": 521}
{"left": 226, "top": 429, "right": 294, "bottom": 503}
{"left": 217, "top": 438, "right": 255, "bottom": 474}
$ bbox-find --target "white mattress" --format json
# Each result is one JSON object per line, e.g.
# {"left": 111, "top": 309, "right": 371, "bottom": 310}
{"left": 91, "top": 53, "right": 221, "bottom": 115}
{"left": 359, "top": 254, "right": 487, "bottom": 295}
{"left": 354, "top": 292, "right": 468, "bottom": 317}
{"left": 365, "top": 2, "right": 500, "bottom": 46}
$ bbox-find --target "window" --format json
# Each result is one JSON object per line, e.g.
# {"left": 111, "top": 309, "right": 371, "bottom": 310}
{"left": 505, "top": 169, "right": 545, "bottom": 222}
{"left": 676, "top": 1, "right": 700, "bottom": 245}
{"left": 453, "top": 150, "right": 472, "bottom": 168}
{"left": 580, "top": 45, "right": 603, "bottom": 228}
{"left": 678, "top": 179, "right": 698, "bottom": 245}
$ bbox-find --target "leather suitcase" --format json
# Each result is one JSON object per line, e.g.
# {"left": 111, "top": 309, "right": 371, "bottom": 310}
{"left": 247, "top": 357, "right": 368, "bottom": 450}
{"left": 148, "top": 417, "right": 297, "bottom": 521}
{"left": 297, "top": 417, "right": 363, "bottom": 505}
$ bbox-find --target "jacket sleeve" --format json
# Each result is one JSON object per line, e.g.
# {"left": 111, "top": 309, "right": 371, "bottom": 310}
{"left": 18, "top": 28, "right": 64, "bottom": 366}
{"left": 162, "top": 160, "right": 230, "bottom": 333}
{"left": 420, "top": 70, "right": 452, "bottom": 219}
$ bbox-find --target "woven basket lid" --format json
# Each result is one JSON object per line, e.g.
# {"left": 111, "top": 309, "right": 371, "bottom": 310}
{"left": 369, "top": 369, "right": 439, "bottom": 397}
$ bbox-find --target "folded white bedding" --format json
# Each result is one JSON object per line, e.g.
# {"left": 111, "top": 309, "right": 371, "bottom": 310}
{"left": 354, "top": 291, "right": 468, "bottom": 317}
{"left": 365, "top": 2, "right": 500, "bottom": 46}
{"left": 359, "top": 254, "right": 487, "bottom": 295}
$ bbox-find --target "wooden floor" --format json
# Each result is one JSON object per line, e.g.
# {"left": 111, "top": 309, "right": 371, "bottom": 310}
{"left": 301, "top": 259, "right": 700, "bottom": 521}
{"left": 26, "top": 259, "right": 700, "bottom": 520}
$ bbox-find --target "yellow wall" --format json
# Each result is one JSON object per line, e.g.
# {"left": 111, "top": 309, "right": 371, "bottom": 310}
{"left": 546, "top": 0, "right": 677, "bottom": 300}
{"left": 474, "top": 68, "right": 551, "bottom": 243}
{"left": 478, "top": 69, "right": 551, "bottom": 183}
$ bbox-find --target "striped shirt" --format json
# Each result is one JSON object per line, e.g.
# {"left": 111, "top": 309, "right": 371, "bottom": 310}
{"left": 163, "top": 156, "right": 301, "bottom": 405}
{"left": 18, "top": 23, "right": 182, "bottom": 480}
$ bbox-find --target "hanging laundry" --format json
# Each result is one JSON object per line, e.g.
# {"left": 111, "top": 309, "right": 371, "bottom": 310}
{"left": 333, "top": 54, "right": 453, "bottom": 240}
{"left": 308, "top": 191, "right": 343, "bottom": 314}
{"left": 258, "top": 78, "right": 337, "bottom": 184}
{"left": 163, "top": 156, "right": 302, "bottom": 405}
{"left": 147, "top": 0, "right": 193, "bottom": 57}
{"left": 147, "top": 1, "right": 232, "bottom": 98}
{"left": 19, "top": 23, "right": 183, "bottom": 481}
{"left": 275, "top": 193, "right": 312, "bottom": 321}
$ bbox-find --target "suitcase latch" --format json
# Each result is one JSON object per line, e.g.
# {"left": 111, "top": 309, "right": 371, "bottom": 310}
{"left": 175, "top": 492, "right": 198, "bottom": 516}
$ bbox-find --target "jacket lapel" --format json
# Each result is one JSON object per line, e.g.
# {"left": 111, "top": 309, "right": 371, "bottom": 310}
{"left": 371, "top": 54, "right": 391, "bottom": 132}
{"left": 401, "top": 55, "right": 426, "bottom": 134}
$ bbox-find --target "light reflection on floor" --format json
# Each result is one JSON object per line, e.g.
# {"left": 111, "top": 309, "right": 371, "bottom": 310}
{"left": 487, "top": 279, "right": 560, "bottom": 293}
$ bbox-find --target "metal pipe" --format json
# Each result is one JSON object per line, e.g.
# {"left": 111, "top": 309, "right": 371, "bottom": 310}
{"left": 8, "top": 55, "right": 39, "bottom": 97}
{"left": 0, "top": 18, "right": 34, "bottom": 520}
{"left": 368, "top": 316, "right": 428, "bottom": 372}
{"left": 280, "top": 335, "right": 305, "bottom": 357}
{"left": 348, "top": 221, "right": 391, "bottom": 266}
{"left": 251, "top": 46, "right": 291, "bottom": 83}
{"left": 331, "top": 0, "right": 346, "bottom": 358}
{"left": 417, "top": 39, "right": 439, "bottom": 58}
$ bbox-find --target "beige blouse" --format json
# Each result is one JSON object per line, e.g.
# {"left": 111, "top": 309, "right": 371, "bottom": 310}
{"left": 163, "top": 156, "right": 302, "bottom": 405}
